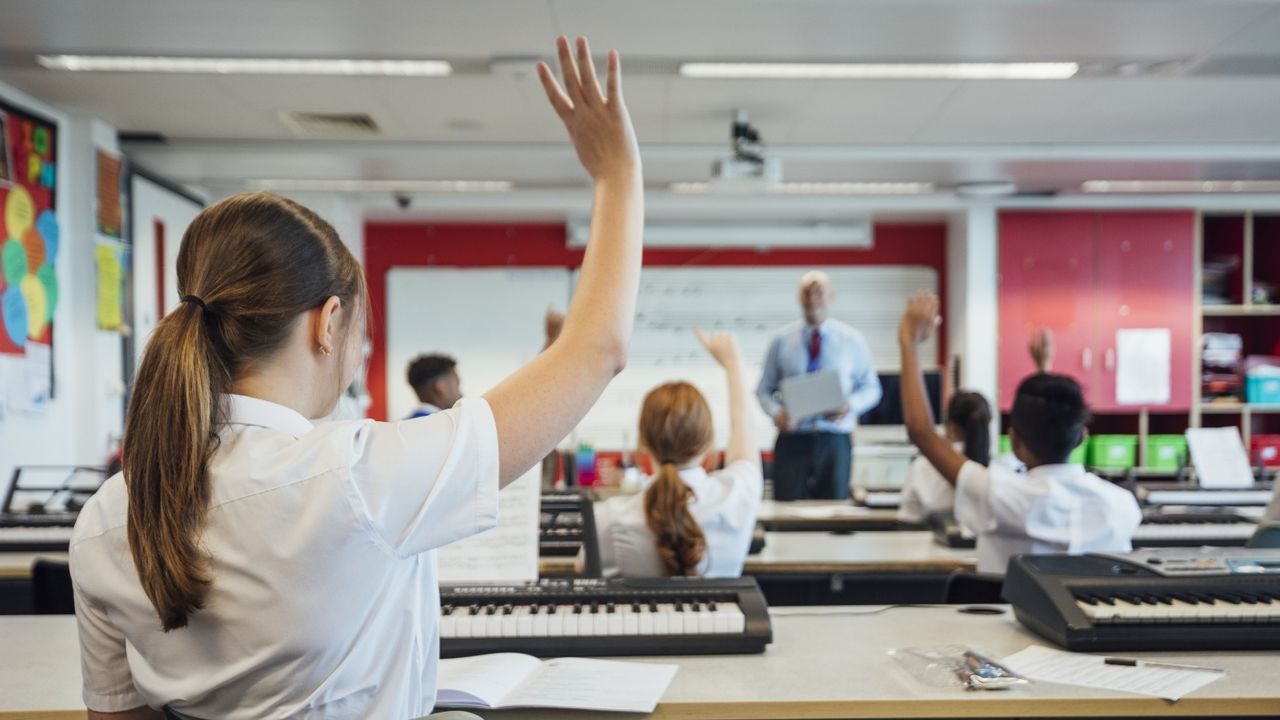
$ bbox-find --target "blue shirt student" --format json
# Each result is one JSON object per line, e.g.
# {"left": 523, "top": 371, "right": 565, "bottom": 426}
{"left": 756, "top": 318, "right": 883, "bottom": 434}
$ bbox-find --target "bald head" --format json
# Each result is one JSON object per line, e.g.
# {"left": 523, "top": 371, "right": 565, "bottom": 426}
{"left": 798, "top": 271, "right": 835, "bottom": 325}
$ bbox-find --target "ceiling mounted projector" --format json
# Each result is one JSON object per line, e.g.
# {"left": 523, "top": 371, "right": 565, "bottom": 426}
{"left": 707, "top": 109, "right": 782, "bottom": 193}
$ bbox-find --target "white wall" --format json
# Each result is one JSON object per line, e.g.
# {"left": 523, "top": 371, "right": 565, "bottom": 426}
{"left": 0, "top": 81, "right": 124, "bottom": 495}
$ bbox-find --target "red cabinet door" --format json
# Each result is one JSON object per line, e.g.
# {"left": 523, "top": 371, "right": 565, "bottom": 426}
{"left": 998, "top": 212, "right": 1099, "bottom": 411}
{"left": 1094, "top": 211, "right": 1196, "bottom": 411}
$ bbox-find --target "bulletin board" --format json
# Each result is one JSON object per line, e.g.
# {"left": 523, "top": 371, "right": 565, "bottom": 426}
{"left": 0, "top": 99, "right": 59, "bottom": 410}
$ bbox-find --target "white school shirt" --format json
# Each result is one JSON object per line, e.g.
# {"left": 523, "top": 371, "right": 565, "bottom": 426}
{"left": 897, "top": 449, "right": 1027, "bottom": 523}
{"left": 69, "top": 394, "right": 500, "bottom": 719}
{"left": 954, "top": 461, "right": 1142, "bottom": 575}
{"left": 591, "top": 460, "right": 763, "bottom": 578}
{"left": 896, "top": 448, "right": 959, "bottom": 524}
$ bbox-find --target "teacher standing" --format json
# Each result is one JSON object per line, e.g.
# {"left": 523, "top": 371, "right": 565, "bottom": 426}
{"left": 757, "top": 271, "right": 883, "bottom": 500}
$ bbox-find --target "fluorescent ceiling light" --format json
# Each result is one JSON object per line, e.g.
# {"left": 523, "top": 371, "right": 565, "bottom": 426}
{"left": 670, "top": 181, "right": 935, "bottom": 195}
{"left": 249, "top": 179, "right": 511, "bottom": 193}
{"left": 679, "top": 62, "right": 1078, "bottom": 80}
{"left": 36, "top": 54, "right": 451, "bottom": 76}
{"left": 1083, "top": 180, "right": 1280, "bottom": 193}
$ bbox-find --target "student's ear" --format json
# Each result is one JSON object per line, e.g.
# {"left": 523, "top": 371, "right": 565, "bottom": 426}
{"left": 1009, "top": 427, "right": 1033, "bottom": 465}
{"left": 313, "top": 296, "right": 343, "bottom": 356}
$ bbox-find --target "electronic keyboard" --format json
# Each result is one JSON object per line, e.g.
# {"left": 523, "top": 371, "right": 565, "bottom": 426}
{"left": 1138, "top": 482, "right": 1274, "bottom": 507}
{"left": 1132, "top": 509, "right": 1258, "bottom": 547}
{"left": 1004, "top": 548, "right": 1280, "bottom": 651}
{"left": 439, "top": 577, "right": 772, "bottom": 657}
{"left": 0, "top": 517, "right": 75, "bottom": 551}
{"left": 856, "top": 490, "right": 903, "bottom": 509}
{"left": 928, "top": 509, "right": 1259, "bottom": 550}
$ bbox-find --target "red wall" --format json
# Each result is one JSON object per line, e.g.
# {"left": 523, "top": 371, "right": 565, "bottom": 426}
{"left": 364, "top": 221, "right": 947, "bottom": 420}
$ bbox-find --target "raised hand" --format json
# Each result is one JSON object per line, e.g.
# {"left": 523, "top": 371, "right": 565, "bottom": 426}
{"left": 898, "top": 290, "right": 941, "bottom": 347}
{"left": 694, "top": 327, "right": 742, "bottom": 369}
{"left": 1029, "top": 328, "right": 1055, "bottom": 372}
{"left": 536, "top": 36, "right": 640, "bottom": 182}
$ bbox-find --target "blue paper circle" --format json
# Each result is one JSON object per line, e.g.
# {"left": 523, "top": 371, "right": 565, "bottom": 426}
{"left": 37, "top": 210, "right": 59, "bottom": 264}
{"left": 2, "top": 286, "right": 28, "bottom": 347}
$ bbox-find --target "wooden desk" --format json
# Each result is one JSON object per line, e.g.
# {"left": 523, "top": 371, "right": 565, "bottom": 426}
{"left": 756, "top": 500, "right": 911, "bottom": 532}
{"left": 6, "top": 607, "right": 1280, "bottom": 719}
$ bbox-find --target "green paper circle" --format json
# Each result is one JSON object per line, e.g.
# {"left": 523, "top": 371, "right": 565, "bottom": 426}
{"left": 37, "top": 264, "right": 57, "bottom": 321}
{"left": 2, "top": 239, "right": 28, "bottom": 286}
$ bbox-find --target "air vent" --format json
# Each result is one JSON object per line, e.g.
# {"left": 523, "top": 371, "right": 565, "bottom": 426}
{"left": 279, "top": 111, "right": 381, "bottom": 138}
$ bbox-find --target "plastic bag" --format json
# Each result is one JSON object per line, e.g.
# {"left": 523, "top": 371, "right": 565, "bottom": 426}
{"left": 889, "top": 645, "right": 1027, "bottom": 691}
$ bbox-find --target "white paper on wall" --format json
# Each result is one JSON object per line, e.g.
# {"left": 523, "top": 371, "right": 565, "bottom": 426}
{"left": 1115, "top": 328, "right": 1171, "bottom": 405}
{"left": 438, "top": 468, "right": 540, "bottom": 583}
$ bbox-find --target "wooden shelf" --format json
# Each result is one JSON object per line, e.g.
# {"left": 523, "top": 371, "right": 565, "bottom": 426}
{"left": 1199, "top": 403, "right": 1280, "bottom": 414}
{"left": 1201, "top": 304, "right": 1280, "bottom": 317}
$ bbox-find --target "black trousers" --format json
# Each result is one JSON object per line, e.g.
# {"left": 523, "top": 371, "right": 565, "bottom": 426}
{"left": 772, "top": 432, "right": 853, "bottom": 501}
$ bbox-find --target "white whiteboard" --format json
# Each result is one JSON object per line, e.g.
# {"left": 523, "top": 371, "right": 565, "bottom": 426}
{"left": 385, "top": 266, "right": 936, "bottom": 449}
{"left": 385, "top": 268, "right": 571, "bottom": 420}
{"left": 573, "top": 267, "right": 938, "bottom": 450}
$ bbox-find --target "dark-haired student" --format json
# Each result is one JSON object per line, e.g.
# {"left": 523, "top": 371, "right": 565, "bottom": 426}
{"left": 897, "top": 291, "right": 1141, "bottom": 575}
{"left": 897, "top": 391, "right": 994, "bottom": 524}
{"left": 406, "top": 353, "right": 462, "bottom": 418}
{"left": 69, "top": 37, "right": 642, "bottom": 720}
{"left": 578, "top": 329, "right": 762, "bottom": 577}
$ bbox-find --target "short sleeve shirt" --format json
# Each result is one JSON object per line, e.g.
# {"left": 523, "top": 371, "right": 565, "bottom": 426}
{"left": 70, "top": 395, "right": 501, "bottom": 719}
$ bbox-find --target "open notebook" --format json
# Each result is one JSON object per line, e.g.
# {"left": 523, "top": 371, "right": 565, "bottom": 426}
{"left": 437, "top": 653, "right": 678, "bottom": 713}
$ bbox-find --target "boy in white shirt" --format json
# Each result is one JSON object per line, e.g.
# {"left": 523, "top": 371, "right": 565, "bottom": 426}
{"left": 897, "top": 291, "right": 1142, "bottom": 575}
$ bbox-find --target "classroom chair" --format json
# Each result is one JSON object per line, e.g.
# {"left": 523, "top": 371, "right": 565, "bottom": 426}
{"left": 31, "top": 559, "right": 74, "bottom": 614}
{"left": 940, "top": 570, "right": 1004, "bottom": 604}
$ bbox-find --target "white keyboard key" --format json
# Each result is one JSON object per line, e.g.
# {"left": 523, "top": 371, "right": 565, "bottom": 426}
{"left": 532, "top": 607, "right": 550, "bottom": 637}
{"left": 638, "top": 607, "right": 656, "bottom": 635}
{"left": 515, "top": 606, "right": 534, "bottom": 637}
{"left": 593, "top": 609, "right": 609, "bottom": 636}
{"left": 654, "top": 604, "right": 672, "bottom": 635}
{"left": 607, "top": 609, "right": 625, "bottom": 635}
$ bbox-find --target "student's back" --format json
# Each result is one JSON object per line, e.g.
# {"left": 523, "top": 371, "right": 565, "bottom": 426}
{"left": 595, "top": 459, "right": 761, "bottom": 577}
{"left": 955, "top": 460, "right": 1140, "bottom": 574}
{"left": 72, "top": 403, "right": 498, "bottom": 717}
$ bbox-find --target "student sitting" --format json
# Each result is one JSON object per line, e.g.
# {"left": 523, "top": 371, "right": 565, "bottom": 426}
{"left": 406, "top": 353, "right": 462, "bottom": 418}
{"left": 897, "top": 390, "right": 992, "bottom": 524}
{"left": 897, "top": 291, "right": 1141, "bottom": 575}
{"left": 581, "top": 329, "right": 762, "bottom": 578}
{"left": 69, "top": 36, "right": 642, "bottom": 720}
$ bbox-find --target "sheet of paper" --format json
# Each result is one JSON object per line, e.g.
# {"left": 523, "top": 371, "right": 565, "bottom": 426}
{"left": 781, "top": 505, "right": 874, "bottom": 519}
{"left": 1116, "top": 328, "right": 1170, "bottom": 405}
{"left": 437, "top": 467, "right": 539, "bottom": 583}
{"left": 1186, "top": 427, "right": 1255, "bottom": 489}
{"left": 504, "top": 657, "right": 679, "bottom": 713}
{"left": 436, "top": 653, "right": 542, "bottom": 708}
{"left": 1001, "top": 645, "right": 1224, "bottom": 701}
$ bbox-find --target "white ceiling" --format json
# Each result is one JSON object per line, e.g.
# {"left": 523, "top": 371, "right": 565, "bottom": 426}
{"left": 4, "top": 0, "right": 1280, "bottom": 199}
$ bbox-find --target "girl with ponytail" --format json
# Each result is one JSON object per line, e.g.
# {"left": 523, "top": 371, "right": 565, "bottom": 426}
{"left": 584, "top": 330, "right": 762, "bottom": 578}
{"left": 897, "top": 390, "right": 995, "bottom": 523}
{"left": 70, "top": 36, "right": 645, "bottom": 720}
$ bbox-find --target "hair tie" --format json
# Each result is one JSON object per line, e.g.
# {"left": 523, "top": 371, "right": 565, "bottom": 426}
{"left": 180, "top": 295, "right": 210, "bottom": 314}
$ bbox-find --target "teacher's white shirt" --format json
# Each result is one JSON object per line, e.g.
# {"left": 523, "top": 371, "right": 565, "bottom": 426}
{"left": 591, "top": 460, "right": 763, "bottom": 578}
{"left": 954, "top": 460, "right": 1141, "bottom": 575}
{"left": 70, "top": 394, "right": 500, "bottom": 719}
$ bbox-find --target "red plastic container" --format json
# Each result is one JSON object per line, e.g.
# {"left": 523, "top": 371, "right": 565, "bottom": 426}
{"left": 1251, "top": 435, "right": 1280, "bottom": 467}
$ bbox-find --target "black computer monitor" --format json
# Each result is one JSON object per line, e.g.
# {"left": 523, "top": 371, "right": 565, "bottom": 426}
{"left": 858, "top": 371, "right": 943, "bottom": 426}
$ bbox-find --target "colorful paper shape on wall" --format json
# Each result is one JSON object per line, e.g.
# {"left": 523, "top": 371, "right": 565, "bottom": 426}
{"left": 96, "top": 149, "right": 124, "bottom": 239}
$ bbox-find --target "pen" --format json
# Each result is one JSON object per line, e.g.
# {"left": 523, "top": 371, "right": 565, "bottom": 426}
{"left": 1103, "top": 657, "right": 1224, "bottom": 673}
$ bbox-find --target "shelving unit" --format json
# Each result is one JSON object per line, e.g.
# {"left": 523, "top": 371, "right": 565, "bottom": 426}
{"left": 1192, "top": 210, "right": 1280, "bottom": 453}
